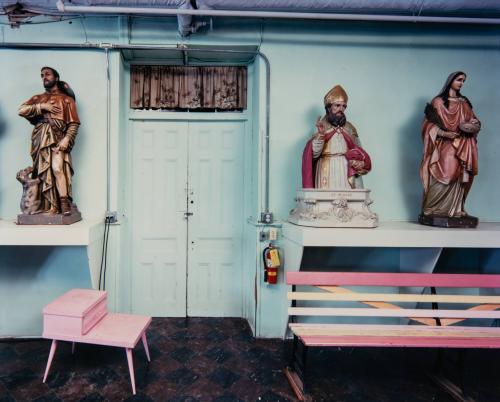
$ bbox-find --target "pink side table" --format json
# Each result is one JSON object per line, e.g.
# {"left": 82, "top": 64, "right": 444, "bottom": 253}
{"left": 42, "top": 289, "right": 151, "bottom": 395}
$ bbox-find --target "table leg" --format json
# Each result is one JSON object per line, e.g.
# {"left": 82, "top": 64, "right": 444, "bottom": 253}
{"left": 142, "top": 333, "right": 151, "bottom": 362}
{"left": 125, "top": 348, "right": 136, "bottom": 395}
{"left": 71, "top": 342, "right": 76, "bottom": 355}
{"left": 43, "top": 340, "right": 58, "bottom": 383}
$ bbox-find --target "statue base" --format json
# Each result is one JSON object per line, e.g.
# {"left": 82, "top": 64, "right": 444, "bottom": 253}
{"left": 418, "top": 214, "right": 478, "bottom": 228}
{"left": 288, "top": 188, "right": 378, "bottom": 228}
{"left": 17, "top": 205, "right": 82, "bottom": 225}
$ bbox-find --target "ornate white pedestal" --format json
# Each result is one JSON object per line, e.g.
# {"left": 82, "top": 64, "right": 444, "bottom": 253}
{"left": 288, "top": 188, "right": 378, "bottom": 228}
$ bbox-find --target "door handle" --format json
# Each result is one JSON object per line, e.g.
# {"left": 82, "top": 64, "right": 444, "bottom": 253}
{"left": 183, "top": 212, "right": 193, "bottom": 218}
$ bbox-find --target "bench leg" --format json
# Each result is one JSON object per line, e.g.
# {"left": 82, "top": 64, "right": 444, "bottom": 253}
{"left": 427, "top": 349, "right": 475, "bottom": 402}
{"left": 284, "top": 335, "right": 310, "bottom": 401}
{"left": 301, "top": 341, "right": 309, "bottom": 395}
{"left": 125, "top": 348, "right": 136, "bottom": 395}
{"left": 433, "top": 348, "right": 444, "bottom": 373}
{"left": 435, "top": 349, "right": 470, "bottom": 398}
{"left": 458, "top": 349, "right": 469, "bottom": 398}
{"left": 142, "top": 333, "right": 151, "bottom": 362}
{"left": 43, "top": 340, "right": 58, "bottom": 383}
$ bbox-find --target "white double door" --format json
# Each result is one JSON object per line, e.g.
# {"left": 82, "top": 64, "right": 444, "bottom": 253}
{"left": 130, "top": 120, "right": 245, "bottom": 317}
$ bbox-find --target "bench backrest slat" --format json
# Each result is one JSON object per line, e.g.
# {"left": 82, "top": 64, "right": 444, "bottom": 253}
{"left": 289, "top": 307, "right": 500, "bottom": 319}
{"left": 286, "top": 272, "right": 500, "bottom": 288}
{"left": 287, "top": 291, "right": 500, "bottom": 304}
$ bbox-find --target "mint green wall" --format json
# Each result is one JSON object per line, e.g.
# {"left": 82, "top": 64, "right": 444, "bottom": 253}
{"left": 0, "top": 48, "right": 111, "bottom": 336}
{"left": 0, "top": 246, "right": 91, "bottom": 337}
{"left": 1, "top": 16, "right": 500, "bottom": 337}
{"left": 258, "top": 21, "right": 500, "bottom": 222}
{"left": 249, "top": 20, "right": 500, "bottom": 336}
{"left": 0, "top": 18, "right": 123, "bottom": 336}
{"left": 0, "top": 49, "right": 108, "bottom": 220}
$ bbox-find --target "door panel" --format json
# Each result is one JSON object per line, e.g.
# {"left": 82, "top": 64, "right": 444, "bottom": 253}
{"left": 187, "top": 121, "right": 245, "bottom": 316}
{"left": 130, "top": 120, "right": 245, "bottom": 317}
{"left": 131, "top": 121, "right": 188, "bottom": 316}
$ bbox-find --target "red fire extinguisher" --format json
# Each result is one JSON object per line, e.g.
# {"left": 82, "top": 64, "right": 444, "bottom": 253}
{"left": 263, "top": 243, "right": 280, "bottom": 284}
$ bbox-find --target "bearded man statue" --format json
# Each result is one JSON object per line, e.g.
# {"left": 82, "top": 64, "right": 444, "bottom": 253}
{"left": 302, "top": 85, "right": 371, "bottom": 190}
{"left": 290, "top": 85, "right": 377, "bottom": 228}
{"left": 17, "top": 66, "right": 81, "bottom": 224}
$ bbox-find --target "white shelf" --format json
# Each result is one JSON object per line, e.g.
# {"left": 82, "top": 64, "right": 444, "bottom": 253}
{"left": 282, "top": 221, "right": 500, "bottom": 248}
{"left": 0, "top": 219, "right": 104, "bottom": 246}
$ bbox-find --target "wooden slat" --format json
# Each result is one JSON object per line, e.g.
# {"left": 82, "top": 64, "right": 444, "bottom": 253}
{"left": 288, "top": 307, "right": 500, "bottom": 319}
{"left": 318, "top": 286, "right": 437, "bottom": 326}
{"left": 318, "top": 286, "right": 500, "bottom": 326}
{"left": 298, "top": 335, "right": 500, "bottom": 348}
{"left": 440, "top": 304, "right": 500, "bottom": 326}
{"left": 289, "top": 323, "right": 500, "bottom": 338}
{"left": 288, "top": 291, "right": 500, "bottom": 304}
{"left": 287, "top": 272, "right": 500, "bottom": 288}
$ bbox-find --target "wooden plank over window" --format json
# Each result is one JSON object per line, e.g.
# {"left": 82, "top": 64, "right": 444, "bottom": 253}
{"left": 130, "top": 65, "right": 247, "bottom": 111}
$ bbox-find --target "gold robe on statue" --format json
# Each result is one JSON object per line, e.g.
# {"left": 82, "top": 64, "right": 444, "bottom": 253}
{"left": 18, "top": 92, "right": 80, "bottom": 212}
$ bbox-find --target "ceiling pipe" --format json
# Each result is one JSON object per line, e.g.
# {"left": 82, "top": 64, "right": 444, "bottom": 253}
{"left": 1, "top": 41, "right": 273, "bottom": 222}
{"left": 56, "top": 1, "right": 500, "bottom": 25}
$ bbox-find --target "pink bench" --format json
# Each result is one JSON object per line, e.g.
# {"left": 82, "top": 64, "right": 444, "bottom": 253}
{"left": 42, "top": 289, "right": 151, "bottom": 395}
{"left": 284, "top": 272, "right": 500, "bottom": 402}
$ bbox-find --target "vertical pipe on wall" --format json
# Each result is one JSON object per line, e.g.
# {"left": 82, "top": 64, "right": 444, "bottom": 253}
{"left": 258, "top": 52, "right": 271, "bottom": 215}
{"left": 105, "top": 47, "right": 111, "bottom": 214}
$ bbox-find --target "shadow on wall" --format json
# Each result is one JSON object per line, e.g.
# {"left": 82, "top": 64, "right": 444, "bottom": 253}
{"left": 0, "top": 246, "right": 54, "bottom": 281}
{"left": 301, "top": 247, "right": 400, "bottom": 272}
{"left": 306, "top": 104, "right": 323, "bottom": 130}
{"left": 287, "top": 105, "right": 320, "bottom": 198}
{"left": 398, "top": 97, "right": 426, "bottom": 221}
{"left": 434, "top": 248, "right": 481, "bottom": 274}
{"left": 0, "top": 105, "right": 7, "bottom": 140}
{"left": 0, "top": 105, "right": 9, "bottom": 212}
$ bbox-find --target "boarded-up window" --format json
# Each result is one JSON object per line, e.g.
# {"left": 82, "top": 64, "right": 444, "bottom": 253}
{"left": 130, "top": 65, "right": 247, "bottom": 111}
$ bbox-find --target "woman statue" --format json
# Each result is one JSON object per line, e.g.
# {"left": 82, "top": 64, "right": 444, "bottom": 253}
{"left": 419, "top": 71, "right": 481, "bottom": 228}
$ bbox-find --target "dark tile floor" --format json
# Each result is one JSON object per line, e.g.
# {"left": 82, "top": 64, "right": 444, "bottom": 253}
{"left": 0, "top": 318, "right": 499, "bottom": 402}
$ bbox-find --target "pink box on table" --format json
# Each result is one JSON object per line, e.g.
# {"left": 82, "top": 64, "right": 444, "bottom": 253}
{"left": 43, "top": 289, "right": 107, "bottom": 337}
